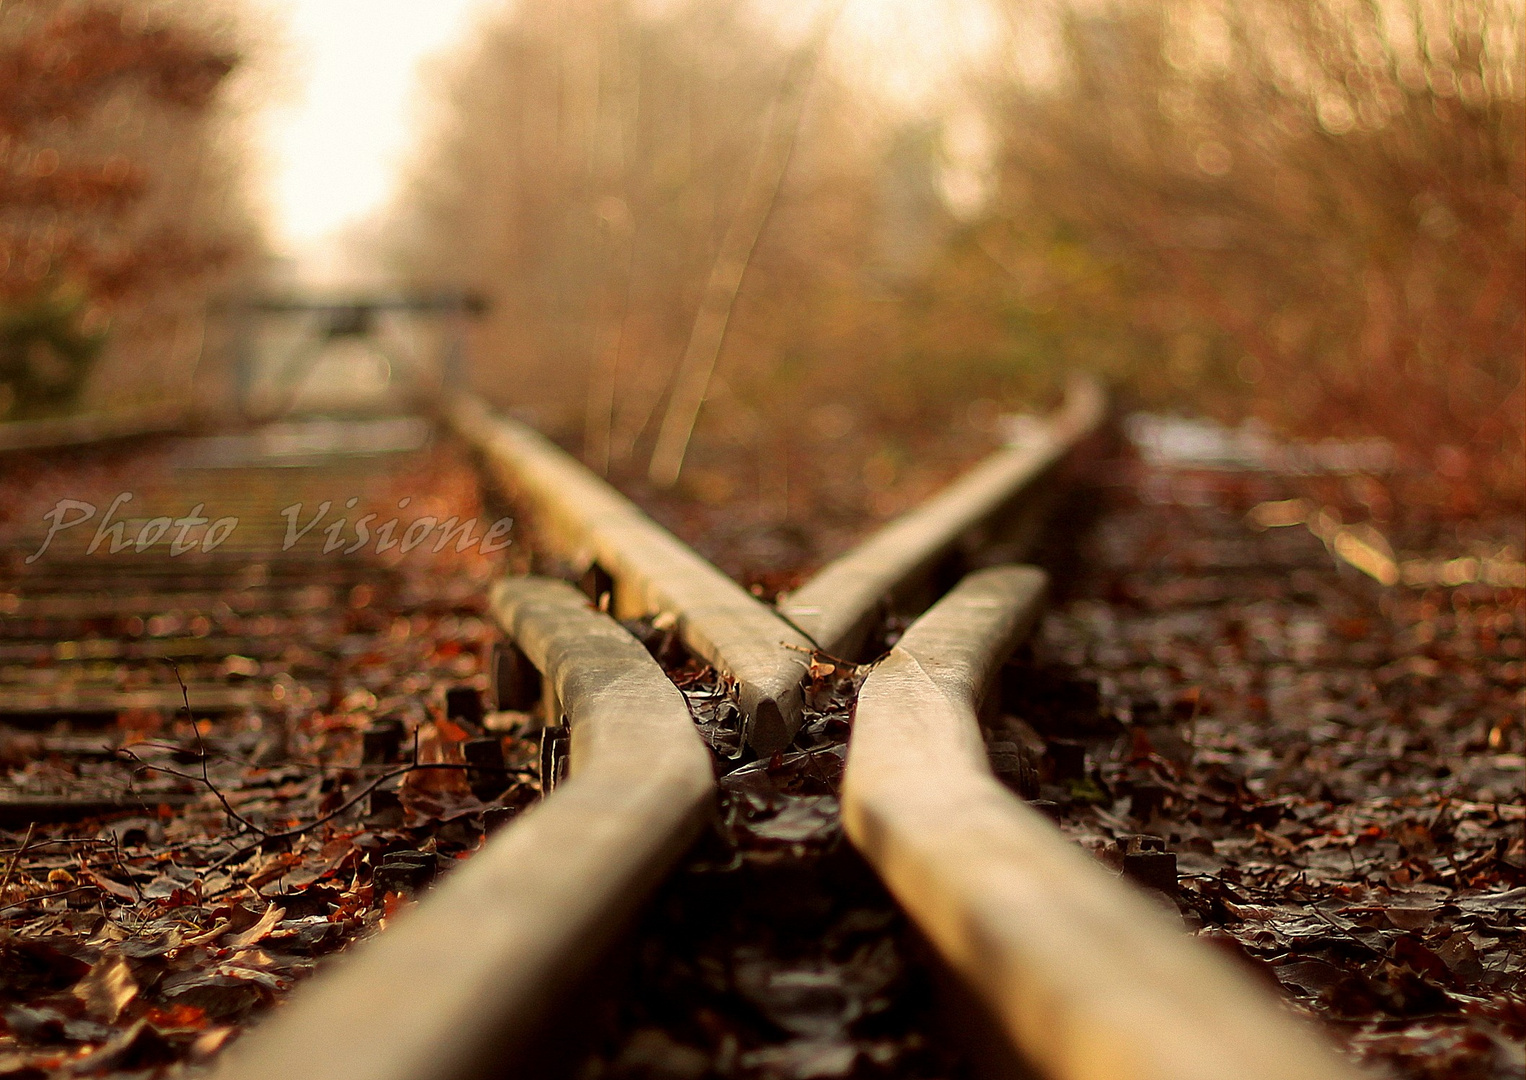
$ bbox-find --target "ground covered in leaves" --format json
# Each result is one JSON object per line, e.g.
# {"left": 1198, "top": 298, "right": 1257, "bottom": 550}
{"left": 0, "top": 414, "right": 1520, "bottom": 1080}
{"left": 0, "top": 430, "right": 538, "bottom": 1077}
{"left": 1007, "top": 439, "right": 1524, "bottom": 1079}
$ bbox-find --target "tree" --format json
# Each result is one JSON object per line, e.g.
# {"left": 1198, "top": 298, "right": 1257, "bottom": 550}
{"left": 0, "top": 0, "right": 246, "bottom": 418}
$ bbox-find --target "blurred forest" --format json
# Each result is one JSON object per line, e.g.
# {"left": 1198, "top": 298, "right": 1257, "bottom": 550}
{"left": 389, "top": 0, "right": 894, "bottom": 500}
{"left": 0, "top": 0, "right": 252, "bottom": 420}
{"left": 963, "top": 0, "right": 1525, "bottom": 505}
{"left": 393, "top": 0, "right": 1523, "bottom": 507}
{"left": 2, "top": 0, "right": 1517, "bottom": 510}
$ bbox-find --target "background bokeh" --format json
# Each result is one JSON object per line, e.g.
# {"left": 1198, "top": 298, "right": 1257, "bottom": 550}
{"left": 2, "top": 0, "right": 1520, "bottom": 506}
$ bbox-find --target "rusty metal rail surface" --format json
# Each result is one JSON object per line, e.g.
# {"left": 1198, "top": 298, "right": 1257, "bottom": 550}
{"left": 779, "top": 377, "right": 1106, "bottom": 659}
{"left": 213, "top": 577, "right": 714, "bottom": 1080}
{"left": 842, "top": 567, "right": 1367, "bottom": 1080}
{"left": 444, "top": 393, "right": 814, "bottom": 754}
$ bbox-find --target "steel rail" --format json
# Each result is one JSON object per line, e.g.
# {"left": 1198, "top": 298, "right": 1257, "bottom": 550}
{"left": 444, "top": 393, "right": 814, "bottom": 753}
{"left": 212, "top": 577, "right": 714, "bottom": 1080}
{"left": 778, "top": 376, "right": 1106, "bottom": 660}
{"left": 841, "top": 565, "right": 1368, "bottom": 1080}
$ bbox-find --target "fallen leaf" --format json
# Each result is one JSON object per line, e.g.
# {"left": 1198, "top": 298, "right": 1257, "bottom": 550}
{"left": 72, "top": 957, "right": 138, "bottom": 1024}
{"left": 69, "top": 1017, "right": 175, "bottom": 1074}
{"left": 224, "top": 904, "right": 284, "bottom": 950}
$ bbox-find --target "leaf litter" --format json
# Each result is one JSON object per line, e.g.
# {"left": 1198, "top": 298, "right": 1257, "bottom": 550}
{"left": 0, "top": 442, "right": 539, "bottom": 1077}
{"left": 3, "top": 423, "right": 1520, "bottom": 1080}
{"left": 1006, "top": 444, "right": 1524, "bottom": 1080}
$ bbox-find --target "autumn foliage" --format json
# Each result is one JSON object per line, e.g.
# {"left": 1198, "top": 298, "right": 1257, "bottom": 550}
{"left": 950, "top": 0, "right": 1526, "bottom": 502}
{"left": 0, "top": 0, "right": 246, "bottom": 419}
{"left": 397, "top": 0, "right": 1523, "bottom": 511}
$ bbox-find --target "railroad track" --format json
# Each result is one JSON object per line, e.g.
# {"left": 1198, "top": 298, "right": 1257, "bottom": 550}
{"left": 0, "top": 428, "right": 510, "bottom": 844}
{"left": 0, "top": 388, "right": 1377, "bottom": 1079}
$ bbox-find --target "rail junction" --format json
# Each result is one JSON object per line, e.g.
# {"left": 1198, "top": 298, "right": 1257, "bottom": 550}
{"left": 0, "top": 374, "right": 1466, "bottom": 1080}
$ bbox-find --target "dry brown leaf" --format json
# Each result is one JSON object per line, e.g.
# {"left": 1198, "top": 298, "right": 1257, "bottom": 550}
{"left": 224, "top": 904, "right": 284, "bottom": 950}
{"left": 73, "top": 956, "right": 139, "bottom": 1024}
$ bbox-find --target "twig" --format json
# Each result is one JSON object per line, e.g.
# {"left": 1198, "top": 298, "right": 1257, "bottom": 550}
{"left": 116, "top": 747, "right": 231, "bottom": 787}
{"left": 126, "top": 739, "right": 274, "bottom": 771}
{"left": 777, "top": 641, "right": 860, "bottom": 670}
{"left": 0, "top": 836, "right": 108, "bottom": 856}
{"left": 646, "top": 3, "right": 842, "bottom": 488}
{"left": 1309, "top": 905, "right": 1382, "bottom": 956}
{"left": 0, "top": 885, "right": 97, "bottom": 915}
{"left": 125, "top": 739, "right": 468, "bottom": 776}
{"left": 208, "top": 730, "right": 431, "bottom": 870}
{"left": 1183, "top": 688, "right": 1203, "bottom": 758}
{"left": 584, "top": 192, "right": 636, "bottom": 475}
{"left": 802, "top": 745, "right": 840, "bottom": 796}
{"left": 166, "top": 661, "right": 269, "bottom": 837}
{"left": 0, "top": 822, "right": 37, "bottom": 902}
{"left": 119, "top": 746, "right": 491, "bottom": 862}
{"left": 108, "top": 832, "right": 144, "bottom": 904}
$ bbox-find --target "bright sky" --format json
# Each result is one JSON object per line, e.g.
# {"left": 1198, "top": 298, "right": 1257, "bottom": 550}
{"left": 258, "top": 0, "right": 488, "bottom": 259}
{"left": 257, "top": 0, "right": 997, "bottom": 280}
